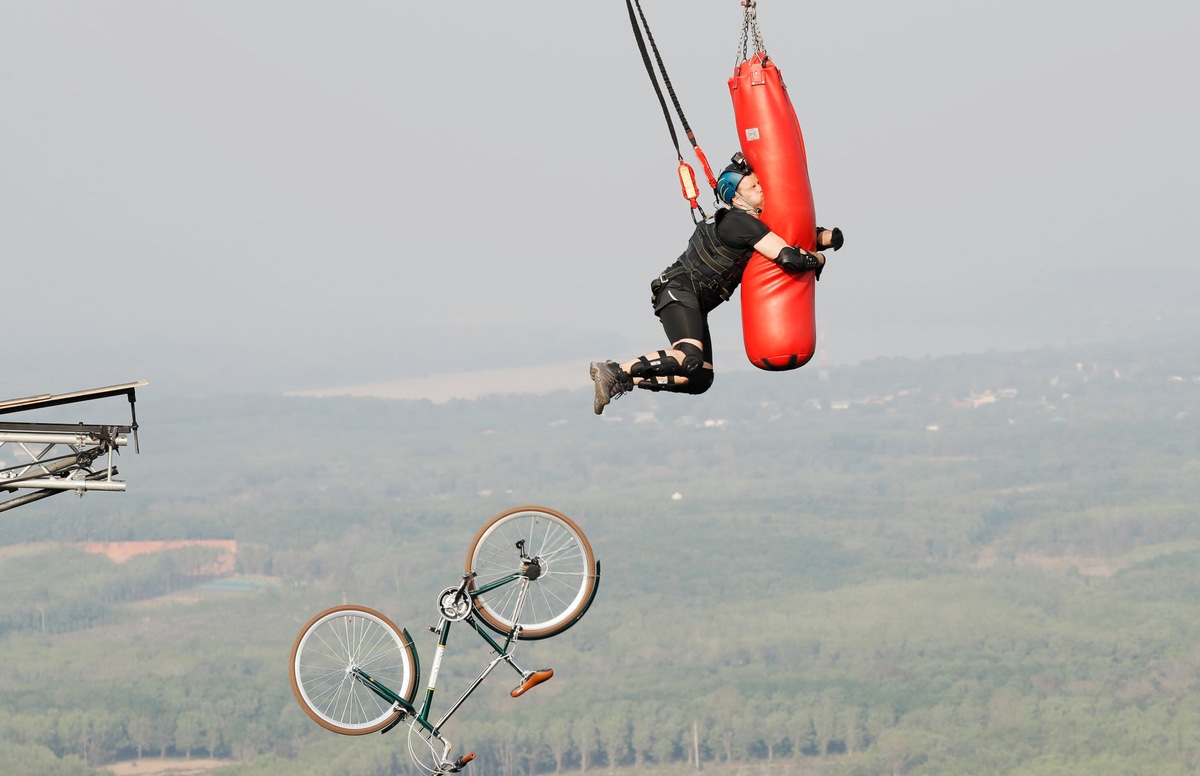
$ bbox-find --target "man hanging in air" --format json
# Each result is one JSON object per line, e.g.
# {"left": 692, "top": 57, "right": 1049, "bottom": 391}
{"left": 589, "top": 153, "right": 843, "bottom": 415}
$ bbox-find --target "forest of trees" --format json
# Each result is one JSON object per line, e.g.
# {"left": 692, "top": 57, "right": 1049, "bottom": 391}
{"left": 0, "top": 336, "right": 1198, "bottom": 775}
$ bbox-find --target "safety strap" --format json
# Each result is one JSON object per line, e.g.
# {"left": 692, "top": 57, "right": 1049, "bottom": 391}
{"left": 625, "top": 0, "right": 718, "bottom": 221}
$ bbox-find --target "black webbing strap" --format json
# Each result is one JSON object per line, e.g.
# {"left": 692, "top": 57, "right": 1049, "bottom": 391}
{"left": 625, "top": 0, "right": 690, "bottom": 162}
{"left": 625, "top": 0, "right": 717, "bottom": 218}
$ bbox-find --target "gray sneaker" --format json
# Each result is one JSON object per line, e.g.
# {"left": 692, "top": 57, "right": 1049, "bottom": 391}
{"left": 589, "top": 360, "right": 631, "bottom": 415}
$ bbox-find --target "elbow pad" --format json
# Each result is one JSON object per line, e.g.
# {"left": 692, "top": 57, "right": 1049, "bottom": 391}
{"left": 776, "top": 246, "right": 823, "bottom": 274}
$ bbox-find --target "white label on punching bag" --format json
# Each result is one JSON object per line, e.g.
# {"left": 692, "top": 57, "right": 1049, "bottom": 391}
{"left": 745, "top": 128, "right": 760, "bottom": 141}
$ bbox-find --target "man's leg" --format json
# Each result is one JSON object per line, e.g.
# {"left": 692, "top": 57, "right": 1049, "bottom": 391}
{"left": 624, "top": 303, "right": 715, "bottom": 395}
{"left": 623, "top": 342, "right": 710, "bottom": 394}
{"left": 589, "top": 298, "right": 714, "bottom": 415}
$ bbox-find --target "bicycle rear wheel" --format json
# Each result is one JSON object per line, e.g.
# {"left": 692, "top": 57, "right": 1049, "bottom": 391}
{"left": 466, "top": 506, "right": 599, "bottom": 640}
{"left": 290, "top": 605, "right": 417, "bottom": 735}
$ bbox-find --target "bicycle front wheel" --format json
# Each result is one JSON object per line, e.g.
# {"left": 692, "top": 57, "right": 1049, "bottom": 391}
{"left": 290, "top": 605, "right": 417, "bottom": 735}
{"left": 466, "top": 506, "right": 599, "bottom": 640}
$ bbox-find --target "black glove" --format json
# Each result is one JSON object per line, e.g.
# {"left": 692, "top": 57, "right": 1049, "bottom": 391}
{"left": 776, "top": 246, "right": 825, "bottom": 280}
{"left": 816, "top": 226, "right": 844, "bottom": 251}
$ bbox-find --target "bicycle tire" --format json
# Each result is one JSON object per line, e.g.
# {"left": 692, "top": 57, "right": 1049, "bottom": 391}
{"left": 290, "top": 605, "right": 417, "bottom": 735}
{"left": 466, "top": 506, "right": 599, "bottom": 640}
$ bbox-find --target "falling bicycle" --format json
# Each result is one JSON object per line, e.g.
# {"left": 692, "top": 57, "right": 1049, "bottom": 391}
{"left": 289, "top": 506, "right": 600, "bottom": 774}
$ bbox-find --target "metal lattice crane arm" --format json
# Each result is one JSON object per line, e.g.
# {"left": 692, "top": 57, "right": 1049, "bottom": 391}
{"left": 0, "top": 381, "right": 147, "bottom": 514}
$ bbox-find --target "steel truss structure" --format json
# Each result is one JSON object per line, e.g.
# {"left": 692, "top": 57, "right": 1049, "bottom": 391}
{"left": 0, "top": 381, "right": 147, "bottom": 514}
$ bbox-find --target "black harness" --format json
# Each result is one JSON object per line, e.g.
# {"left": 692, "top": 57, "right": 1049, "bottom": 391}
{"left": 652, "top": 211, "right": 754, "bottom": 303}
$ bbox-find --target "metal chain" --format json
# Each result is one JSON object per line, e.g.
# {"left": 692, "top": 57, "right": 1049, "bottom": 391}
{"left": 735, "top": 0, "right": 767, "bottom": 64}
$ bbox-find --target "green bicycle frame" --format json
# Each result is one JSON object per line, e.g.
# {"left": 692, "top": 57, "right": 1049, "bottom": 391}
{"left": 354, "top": 573, "right": 533, "bottom": 738}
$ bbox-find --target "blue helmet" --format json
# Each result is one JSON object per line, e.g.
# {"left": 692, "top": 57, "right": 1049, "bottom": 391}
{"left": 716, "top": 152, "right": 752, "bottom": 205}
{"left": 717, "top": 170, "right": 745, "bottom": 205}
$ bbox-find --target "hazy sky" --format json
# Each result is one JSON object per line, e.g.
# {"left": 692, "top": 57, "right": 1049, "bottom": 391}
{"left": 3, "top": 1, "right": 1198, "bottom": 397}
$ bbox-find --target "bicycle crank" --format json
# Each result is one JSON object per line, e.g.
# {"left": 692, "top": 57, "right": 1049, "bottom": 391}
{"left": 437, "top": 586, "right": 472, "bottom": 621}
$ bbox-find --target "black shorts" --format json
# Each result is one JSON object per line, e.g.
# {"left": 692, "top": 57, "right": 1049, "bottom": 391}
{"left": 652, "top": 278, "right": 699, "bottom": 315}
{"left": 651, "top": 279, "right": 714, "bottom": 363}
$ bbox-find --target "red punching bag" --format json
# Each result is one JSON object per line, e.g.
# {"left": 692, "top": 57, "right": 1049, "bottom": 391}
{"left": 730, "top": 52, "right": 818, "bottom": 370}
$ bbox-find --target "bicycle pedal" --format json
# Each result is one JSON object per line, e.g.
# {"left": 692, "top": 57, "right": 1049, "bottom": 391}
{"left": 510, "top": 668, "right": 553, "bottom": 698}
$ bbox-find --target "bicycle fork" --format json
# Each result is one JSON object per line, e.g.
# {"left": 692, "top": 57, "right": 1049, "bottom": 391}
{"left": 354, "top": 634, "right": 472, "bottom": 775}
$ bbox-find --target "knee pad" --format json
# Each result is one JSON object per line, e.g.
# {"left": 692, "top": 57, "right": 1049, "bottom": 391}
{"left": 676, "top": 342, "right": 705, "bottom": 378}
{"left": 630, "top": 346, "right": 710, "bottom": 394}
{"left": 629, "top": 351, "right": 681, "bottom": 379}
{"left": 679, "top": 366, "right": 714, "bottom": 395}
